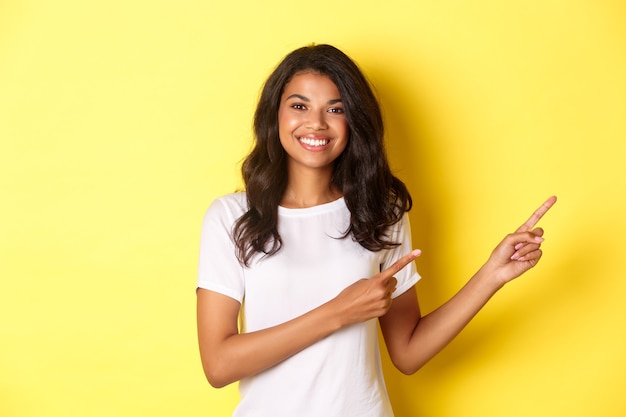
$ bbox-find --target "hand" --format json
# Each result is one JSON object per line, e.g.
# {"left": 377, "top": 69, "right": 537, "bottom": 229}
{"left": 485, "top": 196, "right": 557, "bottom": 285}
{"left": 332, "top": 249, "right": 421, "bottom": 326}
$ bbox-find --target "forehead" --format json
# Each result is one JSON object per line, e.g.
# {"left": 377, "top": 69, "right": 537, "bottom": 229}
{"left": 282, "top": 71, "right": 340, "bottom": 97}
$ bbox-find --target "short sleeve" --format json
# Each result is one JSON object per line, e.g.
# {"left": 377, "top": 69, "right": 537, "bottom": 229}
{"left": 197, "top": 195, "right": 246, "bottom": 302}
{"left": 382, "top": 213, "right": 421, "bottom": 298}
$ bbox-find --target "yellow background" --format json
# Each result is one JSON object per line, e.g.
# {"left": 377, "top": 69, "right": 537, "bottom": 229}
{"left": 1, "top": 1, "right": 625, "bottom": 416}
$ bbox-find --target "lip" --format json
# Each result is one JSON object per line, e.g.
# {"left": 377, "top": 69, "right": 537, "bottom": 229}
{"left": 297, "top": 135, "right": 332, "bottom": 151}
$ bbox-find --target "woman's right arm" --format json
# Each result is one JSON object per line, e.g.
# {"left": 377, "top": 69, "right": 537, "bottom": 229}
{"left": 197, "top": 288, "right": 341, "bottom": 388}
{"left": 196, "top": 250, "right": 418, "bottom": 388}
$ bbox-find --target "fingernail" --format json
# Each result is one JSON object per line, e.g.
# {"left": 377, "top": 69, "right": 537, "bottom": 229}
{"left": 514, "top": 243, "right": 524, "bottom": 250}
{"left": 511, "top": 252, "right": 520, "bottom": 260}
{"left": 534, "top": 236, "right": 545, "bottom": 243}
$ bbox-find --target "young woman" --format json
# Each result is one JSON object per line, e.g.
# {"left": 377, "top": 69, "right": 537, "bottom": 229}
{"left": 196, "top": 44, "right": 556, "bottom": 417}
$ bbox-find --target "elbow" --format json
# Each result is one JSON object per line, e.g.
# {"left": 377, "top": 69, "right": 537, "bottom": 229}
{"left": 392, "top": 357, "right": 426, "bottom": 376}
{"left": 397, "top": 364, "right": 422, "bottom": 376}
{"left": 205, "top": 374, "right": 229, "bottom": 389}
{"left": 202, "top": 360, "right": 236, "bottom": 389}
{"left": 207, "top": 378, "right": 230, "bottom": 389}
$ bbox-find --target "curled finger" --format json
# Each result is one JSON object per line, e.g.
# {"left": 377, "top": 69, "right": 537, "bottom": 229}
{"left": 386, "top": 276, "right": 398, "bottom": 297}
{"left": 511, "top": 242, "right": 540, "bottom": 260}
{"left": 516, "top": 248, "right": 543, "bottom": 263}
{"left": 514, "top": 227, "right": 545, "bottom": 252}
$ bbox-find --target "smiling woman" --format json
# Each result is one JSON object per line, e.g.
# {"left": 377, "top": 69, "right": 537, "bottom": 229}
{"left": 277, "top": 72, "right": 349, "bottom": 206}
{"left": 196, "top": 44, "right": 556, "bottom": 417}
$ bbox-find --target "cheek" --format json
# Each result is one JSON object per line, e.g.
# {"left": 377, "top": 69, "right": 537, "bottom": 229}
{"left": 278, "top": 112, "right": 295, "bottom": 149}
{"left": 337, "top": 120, "right": 349, "bottom": 140}
{"left": 334, "top": 123, "right": 350, "bottom": 154}
{"left": 278, "top": 109, "right": 299, "bottom": 134}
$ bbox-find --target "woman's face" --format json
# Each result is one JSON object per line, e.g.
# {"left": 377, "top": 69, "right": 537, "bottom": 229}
{"left": 277, "top": 71, "right": 349, "bottom": 175}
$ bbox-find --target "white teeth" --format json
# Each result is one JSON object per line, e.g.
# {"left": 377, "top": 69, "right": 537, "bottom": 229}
{"left": 299, "top": 137, "right": 329, "bottom": 147}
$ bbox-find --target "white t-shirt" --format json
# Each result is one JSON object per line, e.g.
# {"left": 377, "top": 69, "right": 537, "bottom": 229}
{"left": 197, "top": 192, "right": 420, "bottom": 417}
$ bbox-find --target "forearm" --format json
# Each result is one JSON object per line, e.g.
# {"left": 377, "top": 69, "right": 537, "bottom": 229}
{"left": 397, "top": 266, "right": 503, "bottom": 374}
{"left": 200, "top": 298, "right": 343, "bottom": 388}
{"left": 383, "top": 197, "right": 555, "bottom": 374}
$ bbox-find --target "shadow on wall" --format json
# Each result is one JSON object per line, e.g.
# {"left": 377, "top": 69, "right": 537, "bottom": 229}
{"left": 366, "top": 50, "right": 602, "bottom": 417}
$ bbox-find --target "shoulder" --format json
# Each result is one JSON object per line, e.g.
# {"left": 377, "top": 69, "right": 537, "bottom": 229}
{"left": 208, "top": 192, "right": 247, "bottom": 213}
{"left": 204, "top": 192, "right": 248, "bottom": 224}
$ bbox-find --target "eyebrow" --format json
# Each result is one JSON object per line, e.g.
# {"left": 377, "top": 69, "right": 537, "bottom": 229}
{"left": 285, "top": 94, "right": 342, "bottom": 105}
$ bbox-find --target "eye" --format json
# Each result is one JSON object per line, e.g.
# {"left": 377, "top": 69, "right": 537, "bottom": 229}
{"left": 328, "top": 107, "right": 344, "bottom": 114}
{"left": 291, "top": 103, "right": 307, "bottom": 110}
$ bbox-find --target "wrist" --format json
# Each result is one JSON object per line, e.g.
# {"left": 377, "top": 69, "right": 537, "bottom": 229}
{"left": 474, "top": 264, "right": 508, "bottom": 293}
{"left": 318, "top": 297, "right": 347, "bottom": 332}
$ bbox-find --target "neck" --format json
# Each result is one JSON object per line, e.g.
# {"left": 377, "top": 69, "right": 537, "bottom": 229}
{"left": 280, "top": 166, "right": 341, "bottom": 208}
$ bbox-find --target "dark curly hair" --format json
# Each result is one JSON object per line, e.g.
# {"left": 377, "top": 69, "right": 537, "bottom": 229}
{"left": 234, "top": 44, "right": 412, "bottom": 266}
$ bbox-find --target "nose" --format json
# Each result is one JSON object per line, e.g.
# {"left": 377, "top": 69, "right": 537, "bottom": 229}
{"left": 307, "top": 110, "right": 328, "bottom": 130}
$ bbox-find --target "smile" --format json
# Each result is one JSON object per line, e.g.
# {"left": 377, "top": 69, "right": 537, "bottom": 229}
{"left": 298, "top": 137, "right": 330, "bottom": 147}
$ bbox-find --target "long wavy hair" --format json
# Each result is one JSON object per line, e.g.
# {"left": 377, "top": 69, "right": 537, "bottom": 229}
{"left": 234, "top": 44, "right": 412, "bottom": 266}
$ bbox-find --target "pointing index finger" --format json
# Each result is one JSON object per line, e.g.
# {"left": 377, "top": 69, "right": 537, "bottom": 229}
{"left": 516, "top": 195, "right": 557, "bottom": 232}
{"left": 379, "top": 249, "right": 421, "bottom": 280}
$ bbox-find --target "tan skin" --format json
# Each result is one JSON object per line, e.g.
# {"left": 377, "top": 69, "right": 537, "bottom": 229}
{"left": 197, "top": 72, "right": 557, "bottom": 388}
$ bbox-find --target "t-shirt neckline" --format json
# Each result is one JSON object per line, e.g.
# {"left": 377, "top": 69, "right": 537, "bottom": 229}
{"left": 278, "top": 197, "right": 346, "bottom": 216}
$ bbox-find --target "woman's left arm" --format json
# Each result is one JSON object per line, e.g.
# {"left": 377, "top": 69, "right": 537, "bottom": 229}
{"left": 380, "top": 196, "right": 556, "bottom": 374}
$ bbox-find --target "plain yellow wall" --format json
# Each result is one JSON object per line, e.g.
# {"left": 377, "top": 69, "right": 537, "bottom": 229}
{"left": 1, "top": 1, "right": 625, "bottom": 416}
